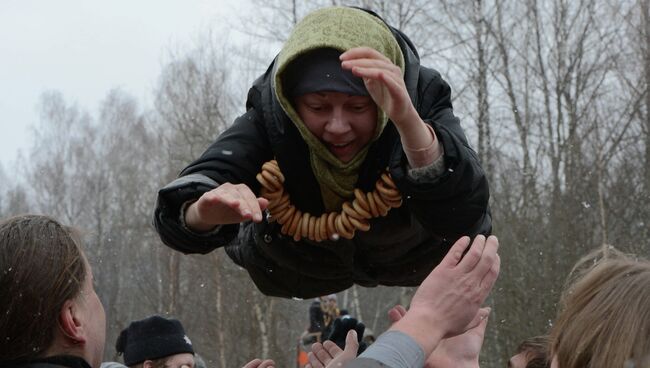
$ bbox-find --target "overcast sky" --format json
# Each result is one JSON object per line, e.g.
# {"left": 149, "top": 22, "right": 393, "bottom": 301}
{"left": 0, "top": 0, "right": 246, "bottom": 171}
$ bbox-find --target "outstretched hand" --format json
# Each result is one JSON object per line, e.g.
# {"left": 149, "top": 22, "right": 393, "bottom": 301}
{"left": 389, "top": 305, "right": 490, "bottom": 368}
{"left": 306, "top": 330, "right": 359, "bottom": 368}
{"left": 305, "top": 235, "right": 498, "bottom": 368}
{"left": 340, "top": 46, "right": 441, "bottom": 168}
{"left": 185, "top": 183, "right": 269, "bottom": 231}
{"left": 390, "top": 235, "right": 500, "bottom": 355}
{"left": 325, "top": 316, "right": 367, "bottom": 353}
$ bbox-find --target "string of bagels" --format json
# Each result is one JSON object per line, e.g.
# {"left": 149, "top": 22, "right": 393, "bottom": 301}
{"left": 256, "top": 160, "right": 402, "bottom": 242}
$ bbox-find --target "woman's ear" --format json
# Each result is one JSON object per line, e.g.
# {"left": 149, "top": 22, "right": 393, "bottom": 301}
{"left": 143, "top": 360, "right": 155, "bottom": 368}
{"left": 58, "top": 299, "right": 86, "bottom": 345}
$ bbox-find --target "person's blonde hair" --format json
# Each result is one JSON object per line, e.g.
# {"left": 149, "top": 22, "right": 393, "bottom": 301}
{"left": 549, "top": 247, "right": 650, "bottom": 368}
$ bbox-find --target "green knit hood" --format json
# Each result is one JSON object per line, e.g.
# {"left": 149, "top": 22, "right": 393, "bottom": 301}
{"left": 273, "top": 6, "right": 405, "bottom": 211}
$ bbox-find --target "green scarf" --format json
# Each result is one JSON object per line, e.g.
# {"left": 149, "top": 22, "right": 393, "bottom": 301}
{"left": 273, "top": 6, "right": 405, "bottom": 211}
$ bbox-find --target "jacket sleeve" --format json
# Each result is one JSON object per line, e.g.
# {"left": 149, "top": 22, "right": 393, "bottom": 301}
{"left": 390, "top": 67, "right": 492, "bottom": 240}
{"left": 153, "top": 109, "right": 273, "bottom": 254}
{"left": 355, "top": 330, "right": 425, "bottom": 368}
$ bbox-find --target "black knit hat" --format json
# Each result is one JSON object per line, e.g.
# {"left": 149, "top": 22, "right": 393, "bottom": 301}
{"left": 283, "top": 48, "right": 369, "bottom": 98}
{"left": 116, "top": 316, "right": 194, "bottom": 366}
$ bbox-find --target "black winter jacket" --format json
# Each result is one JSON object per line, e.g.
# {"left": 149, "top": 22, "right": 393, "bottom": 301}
{"left": 154, "top": 14, "right": 491, "bottom": 299}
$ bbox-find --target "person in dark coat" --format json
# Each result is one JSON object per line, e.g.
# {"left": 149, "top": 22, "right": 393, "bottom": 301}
{"left": 308, "top": 298, "right": 326, "bottom": 336}
{"left": 115, "top": 316, "right": 195, "bottom": 368}
{"left": 153, "top": 6, "right": 491, "bottom": 299}
{"left": 308, "top": 295, "right": 340, "bottom": 338}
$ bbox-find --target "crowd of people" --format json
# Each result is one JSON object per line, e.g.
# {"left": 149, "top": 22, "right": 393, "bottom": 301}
{"left": 1, "top": 4, "right": 649, "bottom": 368}
{"left": 1, "top": 215, "right": 649, "bottom": 368}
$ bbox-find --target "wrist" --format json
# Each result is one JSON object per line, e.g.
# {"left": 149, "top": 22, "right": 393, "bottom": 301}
{"left": 393, "top": 106, "right": 422, "bottom": 136}
{"left": 402, "top": 123, "right": 442, "bottom": 168}
{"left": 388, "top": 309, "right": 445, "bottom": 357}
{"left": 184, "top": 201, "right": 217, "bottom": 232}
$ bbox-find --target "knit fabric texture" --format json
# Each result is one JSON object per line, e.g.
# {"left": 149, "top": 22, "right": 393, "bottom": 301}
{"left": 273, "top": 6, "right": 405, "bottom": 211}
{"left": 115, "top": 316, "right": 194, "bottom": 366}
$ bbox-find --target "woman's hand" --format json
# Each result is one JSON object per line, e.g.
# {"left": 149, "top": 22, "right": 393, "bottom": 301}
{"left": 425, "top": 310, "right": 489, "bottom": 368}
{"left": 185, "top": 183, "right": 269, "bottom": 232}
{"left": 389, "top": 235, "right": 500, "bottom": 356}
{"left": 306, "top": 330, "right": 359, "bottom": 368}
{"left": 389, "top": 305, "right": 490, "bottom": 368}
{"left": 340, "top": 47, "right": 442, "bottom": 167}
{"left": 340, "top": 47, "right": 416, "bottom": 127}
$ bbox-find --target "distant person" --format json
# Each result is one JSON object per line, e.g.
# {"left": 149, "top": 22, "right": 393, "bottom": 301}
{"left": 0, "top": 215, "right": 106, "bottom": 368}
{"left": 153, "top": 5, "right": 491, "bottom": 299}
{"left": 548, "top": 248, "right": 650, "bottom": 368}
{"left": 308, "top": 294, "right": 340, "bottom": 342}
{"left": 508, "top": 336, "right": 549, "bottom": 368}
{"left": 324, "top": 312, "right": 368, "bottom": 354}
{"left": 115, "top": 316, "right": 194, "bottom": 368}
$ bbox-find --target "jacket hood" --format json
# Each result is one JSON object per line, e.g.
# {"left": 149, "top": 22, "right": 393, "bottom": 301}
{"left": 250, "top": 7, "right": 420, "bottom": 210}
{"left": 247, "top": 7, "right": 422, "bottom": 132}
{"left": 272, "top": 6, "right": 405, "bottom": 160}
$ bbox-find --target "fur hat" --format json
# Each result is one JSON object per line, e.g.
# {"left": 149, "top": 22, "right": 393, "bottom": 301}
{"left": 116, "top": 316, "right": 194, "bottom": 366}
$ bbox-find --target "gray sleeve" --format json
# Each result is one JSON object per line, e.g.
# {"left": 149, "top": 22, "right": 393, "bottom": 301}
{"left": 347, "top": 330, "right": 425, "bottom": 368}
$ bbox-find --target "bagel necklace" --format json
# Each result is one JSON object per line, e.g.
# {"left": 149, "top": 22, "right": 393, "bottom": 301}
{"left": 256, "top": 160, "right": 402, "bottom": 242}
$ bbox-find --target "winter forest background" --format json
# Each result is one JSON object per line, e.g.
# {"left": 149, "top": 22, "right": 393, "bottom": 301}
{"left": 1, "top": 0, "right": 649, "bottom": 366}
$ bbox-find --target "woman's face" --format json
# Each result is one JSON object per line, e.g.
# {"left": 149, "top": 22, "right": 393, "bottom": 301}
{"left": 295, "top": 92, "right": 378, "bottom": 163}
